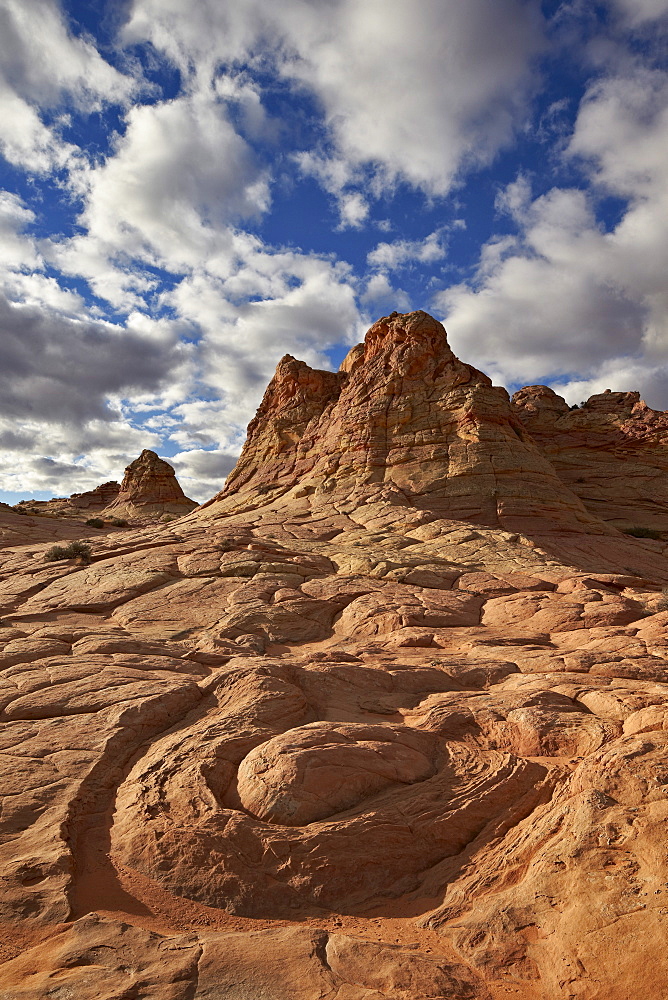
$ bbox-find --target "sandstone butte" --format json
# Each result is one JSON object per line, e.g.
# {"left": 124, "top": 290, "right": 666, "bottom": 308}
{"left": 4, "top": 449, "right": 196, "bottom": 541}
{"left": 2, "top": 311, "right": 668, "bottom": 999}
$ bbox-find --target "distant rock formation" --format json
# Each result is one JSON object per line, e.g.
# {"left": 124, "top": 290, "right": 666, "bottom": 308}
{"left": 68, "top": 481, "right": 121, "bottom": 510}
{"left": 102, "top": 449, "right": 197, "bottom": 520}
{"left": 9, "top": 450, "right": 195, "bottom": 535}
{"left": 14, "top": 481, "right": 120, "bottom": 519}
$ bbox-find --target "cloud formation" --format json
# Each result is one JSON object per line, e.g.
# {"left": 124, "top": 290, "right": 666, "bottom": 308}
{"left": 438, "top": 53, "right": 668, "bottom": 407}
{"left": 124, "top": 0, "right": 545, "bottom": 197}
{"left": 0, "top": 0, "right": 134, "bottom": 172}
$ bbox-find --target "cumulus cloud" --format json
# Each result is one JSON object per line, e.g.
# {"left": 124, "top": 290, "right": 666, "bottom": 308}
{"left": 606, "top": 0, "right": 668, "bottom": 26}
{"left": 0, "top": 84, "right": 76, "bottom": 174}
{"left": 437, "top": 60, "right": 668, "bottom": 405}
{"left": 0, "top": 402, "right": 170, "bottom": 497}
{"left": 171, "top": 449, "right": 239, "bottom": 502}
{"left": 2, "top": 0, "right": 666, "bottom": 506}
{"left": 0, "top": 191, "right": 39, "bottom": 270}
{"left": 50, "top": 93, "right": 272, "bottom": 309}
{"left": 0, "top": 292, "right": 190, "bottom": 424}
{"left": 367, "top": 230, "right": 447, "bottom": 271}
{"left": 0, "top": 0, "right": 135, "bottom": 173}
{"left": 295, "top": 152, "right": 369, "bottom": 229}
{"left": 123, "top": 0, "right": 545, "bottom": 197}
{"left": 1, "top": 0, "right": 134, "bottom": 108}
{"left": 360, "top": 273, "right": 411, "bottom": 312}
{"left": 166, "top": 254, "right": 363, "bottom": 443}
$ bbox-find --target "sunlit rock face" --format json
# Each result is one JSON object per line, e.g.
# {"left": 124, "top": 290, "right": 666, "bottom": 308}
{"left": 218, "top": 310, "right": 609, "bottom": 536}
{"left": 4, "top": 312, "right": 668, "bottom": 999}
{"left": 102, "top": 448, "right": 197, "bottom": 519}
{"left": 512, "top": 384, "right": 668, "bottom": 534}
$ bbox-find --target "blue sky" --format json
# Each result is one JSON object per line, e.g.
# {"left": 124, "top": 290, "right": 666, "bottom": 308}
{"left": 0, "top": 0, "right": 666, "bottom": 503}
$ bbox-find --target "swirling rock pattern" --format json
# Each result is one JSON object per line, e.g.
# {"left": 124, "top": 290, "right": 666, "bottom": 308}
{"left": 236, "top": 722, "right": 438, "bottom": 824}
{"left": 3, "top": 313, "right": 668, "bottom": 998}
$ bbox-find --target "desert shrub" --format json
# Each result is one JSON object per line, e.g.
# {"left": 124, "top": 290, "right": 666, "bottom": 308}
{"left": 656, "top": 588, "right": 668, "bottom": 612}
{"left": 623, "top": 526, "right": 662, "bottom": 539}
{"left": 44, "top": 541, "right": 92, "bottom": 563}
{"left": 109, "top": 517, "right": 128, "bottom": 527}
{"left": 85, "top": 517, "right": 105, "bottom": 528}
{"left": 216, "top": 539, "right": 237, "bottom": 552}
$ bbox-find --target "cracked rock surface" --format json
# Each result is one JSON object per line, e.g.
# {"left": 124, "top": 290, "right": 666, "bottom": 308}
{"left": 2, "top": 312, "right": 668, "bottom": 998}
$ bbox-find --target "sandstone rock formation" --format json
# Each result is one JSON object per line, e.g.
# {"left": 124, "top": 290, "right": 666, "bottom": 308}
{"left": 14, "top": 480, "right": 121, "bottom": 519}
{"left": 103, "top": 448, "right": 197, "bottom": 520}
{"left": 0, "top": 501, "right": 107, "bottom": 549}
{"left": 6, "top": 451, "right": 196, "bottom": 541}
{"left": 512, "top": 384, "right": 668, "bottom": 535}
{"left": 218, "top": 311, "right": 605, "bottom": 538}
{"left": 3, "top": 311, "right": 668, "bottom": 999}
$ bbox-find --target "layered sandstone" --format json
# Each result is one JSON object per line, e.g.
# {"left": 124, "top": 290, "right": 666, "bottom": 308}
{"left": 8, "top": 449, "right": 195, "bottom": 534}
{"left": 3, "top": 312, "right": 668, "bottom": 999}
{"left": 512, "top": 384, "right": 668, "bottom": 534}
{"left": 103, "top": 448, "right": 197, "bottom": 520}
{"left": 14, "top": 480, "right": 121, "bottom": 519}
{"left": 0, "top": 502, "right": 109, "bottom": 549}
{"left": 217, "top": 311, "right": 606, "bottom": 538}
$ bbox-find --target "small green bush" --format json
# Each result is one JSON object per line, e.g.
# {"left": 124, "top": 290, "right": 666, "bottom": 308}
{"left": 623, "top": 526, "right": 662, "bottom": 539}
{"left": 109, "top": 517, "right": 128, "bottom": 527}
{"left": 45, "top": 541, "right": 92, "bottom": 563}
{"left": 85, "top": 517, "right": 105, "bottom": 528}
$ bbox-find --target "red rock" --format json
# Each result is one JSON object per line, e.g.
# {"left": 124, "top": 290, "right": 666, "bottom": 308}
{"left": 210, "top": 311, "right": 612, "bottom": 538}
{"left": 512, "top": 384, "right": 668, "bottom": 534}
{"left": 103, "top": 449, "right": 197, "bottom": 520}
{"left": 3, "top": 311, "right": 668, "bottom": 997}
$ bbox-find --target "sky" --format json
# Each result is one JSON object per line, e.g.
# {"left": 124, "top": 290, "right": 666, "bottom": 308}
{"left": 0, "top": 0, "right": 667, "bottom": 504}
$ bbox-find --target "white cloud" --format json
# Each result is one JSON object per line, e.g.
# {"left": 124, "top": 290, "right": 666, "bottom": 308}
{"left": 0, "top": 419, "right": 163, "bottom": 498}
{"left": 0, "top": 83, "right": 75, "bottom": 174}
{"left": 171, "top": 449, "right": 239, "bottom": 502}
{"left": 0, "top": 191, "right": 39, "bottom": 269}
{"left": 606, "top": 0, "right": 668, "bottom": 26}
{"left": 294, "top": 152, "right": 369, "bottom": 229}
{"left": 0, "top": 192, "right": 88, "bottom": 315}
{"left": 0, "top": 0, "right": 134, "bottom": 108}
{"left": 0, "top": 0, "right": 135, "bottom": 174}
{"left": 4, "top": 0, "right": 666, "bottom": 508}
{"left": 123, "top": 0, "right": 545, "bottom": 197}
{"left": 437, "top": 61, "right": 668, "bottom": 405}
{"left": 551, "top": 358, "right": 668, "bottom": 409}
{"left": 360, "top": 272, "right": 411, "bottom": 312}
{"left": 52, "top": 93, "right": 271, "bottom": 298}
{"left": 367, "top": 230, "right": 447, "bottom": 271}
{"left": 568, "top": 68, "right": 668, "bottom": 199}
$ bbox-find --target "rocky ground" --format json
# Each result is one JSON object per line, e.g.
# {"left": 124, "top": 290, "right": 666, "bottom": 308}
{"left": 1, "top": 312, "right": 668, "bottom": 999}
